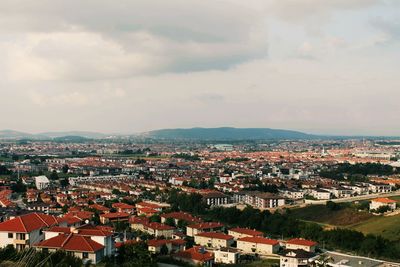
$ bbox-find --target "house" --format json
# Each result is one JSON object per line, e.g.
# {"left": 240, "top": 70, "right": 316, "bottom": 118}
{"left": 147, "top": 239, "right": 186, "bottom": 254}
{"left": 286, "top": 238, "right": 317, "bottom": 252}
{"left": 370, "top": 198, "right": 396, "bottom": 211}
{"left": 100, "top": 212, "right": 129, "bottom": 224}
{"left": 214, "top": 247, "right": 240, "bottom": 264}
{"left": 143, "top": 222, "right": 175, "bottom": 238}
{"left": 34, "top": 233, "right": 105, "bottom": 264}
{"left": 0, "top": 212, "right": 61, "bottom": 250}
{"left": 201, "top": 191, "right": 229, "bottom": 206}
{"left": 228, "top": 227, "right": 263, "bottom": 240}
{"left": 35, "top": 176, "right": 50, "bottom": 190}
{"left": 173, "top": 246, "right": 214, "bottom": 267}
{"left": 112, "top": 202, "right": 135, "bottom": 214}
{"left": 89, "top": 204, "right": 110, "bottom": 214}
{"left": 43, "top": 224, "right": 115, "bottom": 257}
{"left": 368, "top": 183, "right": 392, "bottom": 193}
{"left": 130, "top": 217, "right": 175, "bottom": 238}
{"left": 280, "top": 249, "right": 316, "bottom": 267}
{"left": 243, "top": 192, "right": 285, "bottom": 209}
{"left": 161, "top": 212, "right": 202, "bottom": 226}
{"left": 186, "top": 222, "right": 224, "bottom": 237}
{"left": 311, "top": 189, "right": 331, "bottom": 200}
{"left": 194, "top": 232, "right": 234, "bottom": 249}
{"left": 237, "top": 236, "right": 280, "bottom": 255}
{"left": 329, "top": 187, "right": 353, "bottom": 198}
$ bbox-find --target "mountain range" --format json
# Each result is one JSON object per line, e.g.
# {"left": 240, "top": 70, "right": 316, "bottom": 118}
{"left": 143, "top": 127, "right": 315, "bottom": 140}
{"left": 0, "top": 127, "right": 314, "bottom": 140}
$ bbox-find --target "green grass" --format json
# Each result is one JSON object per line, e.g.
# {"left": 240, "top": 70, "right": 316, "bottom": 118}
{"left": 350, "top": 214, "right": 400, "bottom": 241}
{"left": 290, "top": 204, "right": 373, "bottom": 226}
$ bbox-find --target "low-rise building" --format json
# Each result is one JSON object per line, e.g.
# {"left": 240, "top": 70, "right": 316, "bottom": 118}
{"left": 194, "top": 232, "right": 234, "bottom": 249}
{"left": 285, "top": 238, "right": 317, "bottom": 252}
{"left": 228, "top": 227, "right": 263, "bottom": 240}
{"left": 237, "top": 236, "right": 280, "bottom": 255}
{"left": 280, "top": 249, "right": 316, "bottom": 267}
{"left": 214, "top": 247, "right": 240, "bottom": 264}
{"left": 370, "top": 198, "right": 397, "bottom": 211}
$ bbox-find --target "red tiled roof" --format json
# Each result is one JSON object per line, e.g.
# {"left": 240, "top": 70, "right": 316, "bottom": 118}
{"left": 372, "top": 198, "right": 397, "bottom": 204}
{"left": 195, "top": 232, "right": 233, "bottom": 240}
{"left": 100, "top": 212, "right": 129, "bottom": 219}
{"left": 239, "top": 236, "right": 279, "bottom": 246}
{"left": 174, "top": 246, "right": 213, "bottom": 262}
{"left": 161, "top": 212, "right": 202, "bottom": 223}
{"left": 112, "top": 202, "right": 135, "bottom": 209}
{"left": 136, "top": 202, "right": 162, "bottom": 209}
{"left": 286, "top": 238, "right": 317, "bottom": 247}
{"left": 229, "top": 227, "right": 263, "bottom": 236}
{"left": 35, "top": 233, "right": 104, "bottom": 252}
{"left": 146, "top": 222, "right": 175, "bottom": 231}
{"left": 188, "top": 222, "right": 224, "bottom": 230}
{"left": 45, "top": 226, "right": 71, "bottom": 234}
{"left": 0, "top": 213, "right": 58, "bottom": 233}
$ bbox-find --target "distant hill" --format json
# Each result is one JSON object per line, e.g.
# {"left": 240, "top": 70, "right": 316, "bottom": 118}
{"left": 0, "top": 130, "right": 107, "bottom": 140}
{"left": 0, "top": 130, "right": 34, "bottom": 139}
{"left": 143, "top": 127, "right": 315, "bottom": 140}
{"left": 39, "top": 131, "right": 107, "bottom": 139}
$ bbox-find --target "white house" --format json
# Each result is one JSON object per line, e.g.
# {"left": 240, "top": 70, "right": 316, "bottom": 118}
{"left": 214, "top": 247, "right": 240, "bottom": 264}
{"left": 35, "top": 176, "right": 50, "bottom": 190}
{"left": 370, "top": 198, "right": 396, "bottom": 211}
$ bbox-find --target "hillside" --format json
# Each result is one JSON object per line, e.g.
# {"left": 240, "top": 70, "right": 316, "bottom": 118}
{"left": 143, "top": 127, "right": 315, "bottom": 140}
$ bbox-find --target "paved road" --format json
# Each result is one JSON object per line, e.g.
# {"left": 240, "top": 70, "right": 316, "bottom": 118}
{"left": 305, "top": 190, "right": 400, "bottom": 205}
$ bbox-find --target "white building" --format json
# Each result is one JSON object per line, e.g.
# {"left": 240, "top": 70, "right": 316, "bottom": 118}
{"left": 35, "top": 176, "right": 50, "bottom": 190}
{"left": 370, "top": 198, "right": 396, "bottom": 211}
{"left": 214, "top": 247, "right": 240, "bottom": 264}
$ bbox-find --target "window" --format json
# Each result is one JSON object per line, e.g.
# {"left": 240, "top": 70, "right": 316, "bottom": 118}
{"left": 82, "top": 252, "right": 89, "bottom": 258}
{"left": 8, "top": 233, "right": 13, "bottom": 238}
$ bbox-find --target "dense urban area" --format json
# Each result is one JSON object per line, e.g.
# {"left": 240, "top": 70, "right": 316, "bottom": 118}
{"left": 1, "top": 137, "right": 400, "bottom": 267}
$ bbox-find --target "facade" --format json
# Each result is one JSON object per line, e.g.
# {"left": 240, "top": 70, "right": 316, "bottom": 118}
{"left": 237, "top": 237, "right": 280, "bottom": 255}
{"left": 186, "top": 222, "right": 224, "bottom": 237}
{"left": 286, "top": 239, "right": 317, "bottom": 252}
{"left": 194, "top": 232, "right": 234, "bottom": 249}
{"left": 311, "top": 189, "right": 331, "bottom": 200}
{"left": 228, "top": 228, "right": 263, "bottom": 240}
{"left": 214, "top": 247, "right": 240, "bottom": 264}
{"left": 201, "top": 192, "right": 229, "bottom": 206}
{"left": 280, "top": 249, "right": 316, "bottom": 267}
{"left": 370, "top": 198, "right": 397, "bottom": 211}
{"left": 35, "top": 176, "right": 50, "bottom": 190}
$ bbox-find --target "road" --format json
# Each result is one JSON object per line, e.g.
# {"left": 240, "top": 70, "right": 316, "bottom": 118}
{"left": 304, "top": 190, "right": 400, "bottom": 205}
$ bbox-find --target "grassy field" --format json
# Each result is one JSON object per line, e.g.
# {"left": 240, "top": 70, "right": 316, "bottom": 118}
{"left": 350, "top": 214, "right": 400, "bottom": 241}
{"left": 290, "top": 204, "right": 373, "bottom": 226}
{"left": 291, "top": 202, "right": 400, "bottom": 241}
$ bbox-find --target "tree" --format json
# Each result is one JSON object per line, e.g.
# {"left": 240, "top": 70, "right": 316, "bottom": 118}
{"left": 164, "top": 217, "right": 175, "bottom": 227}
{"left": 62, "top": 164, "right": 69, "bottom": 173}
{"left": 116, "top": 242, "right": 157, "bottom": 266}
{"left": 149, "top": 214, "right": 161, "bottom": 223}
{"left": 49, "top": 170, "right": 59, "bottom": 180}
{"left": 160, "top": 244, "right": 169, "bottom": 255}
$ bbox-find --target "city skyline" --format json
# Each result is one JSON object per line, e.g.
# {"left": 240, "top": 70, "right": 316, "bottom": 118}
{"left": 0, "top": 0, "right": 399, "bottom": 135}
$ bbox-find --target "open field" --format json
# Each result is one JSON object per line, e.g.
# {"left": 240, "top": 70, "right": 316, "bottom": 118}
{"left": 290, "top": 204, "right": 373, "bottom": 226}
{"left": 291, "top": 201, "right": 400, "bottom": 241}
{"left": 350, "top": 214, "right": 400, "bottom": 241}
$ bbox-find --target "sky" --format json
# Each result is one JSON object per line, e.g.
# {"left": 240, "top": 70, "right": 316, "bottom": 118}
{"left": 0, "top": 0, "right": 399, "bottom": 136}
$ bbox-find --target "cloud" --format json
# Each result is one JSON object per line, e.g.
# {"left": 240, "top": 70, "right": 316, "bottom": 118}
{"left": 0, "top": 0, "right": 268, "bottom": 81}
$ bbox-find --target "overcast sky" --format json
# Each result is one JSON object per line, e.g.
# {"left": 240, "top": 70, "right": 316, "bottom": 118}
{"left": 0, "top": 0, "right": 399, "bottom": 135}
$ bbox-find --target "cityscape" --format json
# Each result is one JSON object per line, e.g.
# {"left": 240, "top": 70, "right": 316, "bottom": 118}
{"left": 1, "top": 1, "right": 400, "bottom": 267}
